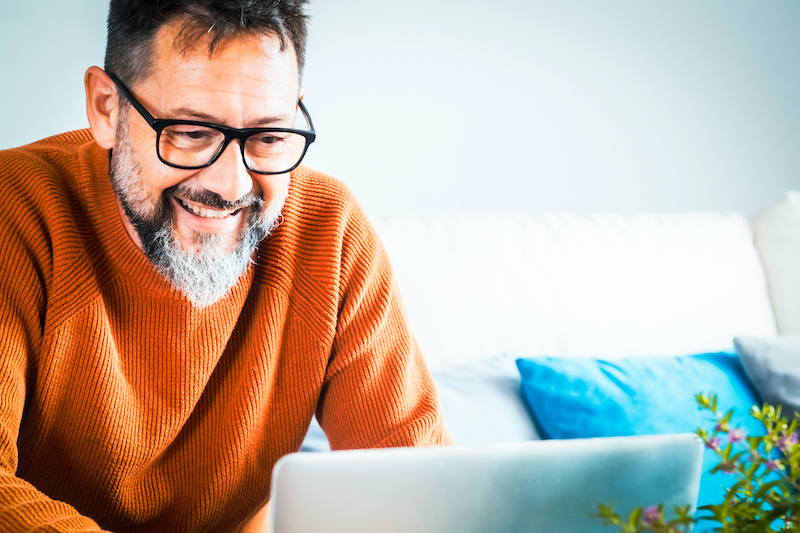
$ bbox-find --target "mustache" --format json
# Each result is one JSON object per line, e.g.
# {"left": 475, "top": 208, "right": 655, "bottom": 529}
{"left": 165, "top": 184, "right": 264, "bottom": 212}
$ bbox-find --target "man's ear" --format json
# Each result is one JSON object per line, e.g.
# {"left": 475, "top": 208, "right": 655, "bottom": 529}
{"left": 85, "top": 66, "right": 119, "bottom": 150}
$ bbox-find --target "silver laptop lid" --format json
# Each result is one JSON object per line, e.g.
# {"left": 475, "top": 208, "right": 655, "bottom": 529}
{"left": 270, "top": 433, "right": 703, "bottom": 533}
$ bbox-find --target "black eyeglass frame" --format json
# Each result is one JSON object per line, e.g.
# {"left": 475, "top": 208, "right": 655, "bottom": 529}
{"left": 107, "top": 71, "right": 316, "bottom": 175}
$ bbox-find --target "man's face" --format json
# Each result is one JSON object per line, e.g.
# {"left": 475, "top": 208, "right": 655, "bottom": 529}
{"left": 109, "top": 21, "right": 299, "bottom": 306}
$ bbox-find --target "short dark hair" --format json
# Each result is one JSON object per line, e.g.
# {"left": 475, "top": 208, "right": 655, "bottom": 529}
{"left": 105, "top": 0, "right": 309, "bottom": 86}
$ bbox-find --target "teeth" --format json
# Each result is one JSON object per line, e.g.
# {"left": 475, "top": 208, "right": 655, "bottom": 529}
{"left": 180, "top": 199, "right": 237, "bottom": 219}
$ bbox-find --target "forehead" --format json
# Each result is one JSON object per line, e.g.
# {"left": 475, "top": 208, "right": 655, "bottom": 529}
{"left": 140, "top": 20, "right": 300, "bottom": 120}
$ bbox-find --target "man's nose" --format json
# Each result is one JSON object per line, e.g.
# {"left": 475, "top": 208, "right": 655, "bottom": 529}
{"left": 197, "top": 140, "right": 254, "bottom": 203}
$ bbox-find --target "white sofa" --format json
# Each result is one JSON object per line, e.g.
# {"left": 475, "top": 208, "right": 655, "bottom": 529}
{"left": 302, "top": 191, "right": 800, "bottom": 450}
{"left": 299, "top": 191, "right": 800, "bottom": 530}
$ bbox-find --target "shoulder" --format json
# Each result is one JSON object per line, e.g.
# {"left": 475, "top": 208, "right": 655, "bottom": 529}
{"left": 254, "top": 164, "right": 387, "bottom": 304}
{"left": 1, "top": 130, "right": 97, "bottom": 176}
{"left": 0, "top": 130, "right": 107, "bottom": 292}
{"left": 0, "top": 130, "right": 100, "bottom": 206}
{"left": 0, "top": 129, "right": 105, "bottom": 243}
{"left": 280, "top": 165, "right": 377, "bottom": 252}
{"left": 284, "top": 165, "right": 359, "bottom": 219}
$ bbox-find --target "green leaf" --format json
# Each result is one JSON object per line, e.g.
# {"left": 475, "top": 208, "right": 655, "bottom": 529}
{"left": 722, "top": 408, "right": 734, "bottom": 425}
{"left": 628, "top": 507, "right": 643, "bottom": 528}
{"left": 753, "top": 478, "right": 786, "bottom": 500}
{"left": 696, "top": 392, "right": 710, "bottom": 409}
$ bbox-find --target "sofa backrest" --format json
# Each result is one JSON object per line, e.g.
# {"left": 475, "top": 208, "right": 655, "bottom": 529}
{"left": 374, "top": 210, "right": 779, "bottom": 371}
{"left": 752, "top": 191, "right": 800, "bottom": 336}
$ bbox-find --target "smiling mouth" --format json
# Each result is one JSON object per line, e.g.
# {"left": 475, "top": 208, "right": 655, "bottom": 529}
{"left": 177, "top": 198, "right": 242, "bottom": 219}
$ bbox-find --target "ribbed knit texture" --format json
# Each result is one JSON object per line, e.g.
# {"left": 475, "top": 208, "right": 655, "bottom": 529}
{"left": 0, "top": 130, "right": 450, "bottom": 532}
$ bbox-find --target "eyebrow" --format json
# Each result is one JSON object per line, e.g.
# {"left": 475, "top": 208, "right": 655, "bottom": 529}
{"left": 171, "top": 107, "right": 293, "bottom": 127}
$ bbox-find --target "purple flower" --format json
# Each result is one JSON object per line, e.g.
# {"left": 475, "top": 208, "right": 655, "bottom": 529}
{"left": 705, "top": 437, "right": 722, "bottom": 450}
{"left": 715, "top": 421, "right": 729, "bottom": 432}
{"left": 766, "top": 459, "right": 783, "bottom": 472}
{"left": 728, "top": 428, "right": 747, "bottom": 443}
{"left": 778, "top": 432, "right": 798, "bottom": 452}
{"left": 642, "top": 505, "right": 660, "bottom": 527}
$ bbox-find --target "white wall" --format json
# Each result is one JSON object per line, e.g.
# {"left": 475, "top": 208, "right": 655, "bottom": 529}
{"left": 2, "top": 1, "right": 799, "bottom": 217}
{"left": 0, "top": 1, "right": 107, "bottom": 148}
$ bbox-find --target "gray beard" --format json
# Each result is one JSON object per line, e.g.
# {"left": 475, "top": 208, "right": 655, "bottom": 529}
{"left": 108, "top": 116, "right": 286, "bottom": 308}
{"left": 139, "top": 216, "right": 274, "bottom": 308}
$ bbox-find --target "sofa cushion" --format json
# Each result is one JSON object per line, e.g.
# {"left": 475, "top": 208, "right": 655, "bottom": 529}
{"left": 299, "top": 415, "right": 330, "bottom": 452}
{"left": 735, "top": 335, "right": 800, "bottom": 417}
{"left": 515, "top": 352, "right": 763, "bottom": 516}
{"left": 432, "top": 354, "right": 540, "bottom": 446}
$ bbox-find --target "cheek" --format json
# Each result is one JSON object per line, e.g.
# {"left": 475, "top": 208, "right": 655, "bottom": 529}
{"left": 126, "top": 125, "right": 193, "bottom": 200}
{"left": 255, "top": 174, "right": 291, "bottom": 207}
{"left": 153, "top": 170, "right": 197, "bottom": 199}
{"left": 138, "top": 160, "right": 199, "bottom": 204}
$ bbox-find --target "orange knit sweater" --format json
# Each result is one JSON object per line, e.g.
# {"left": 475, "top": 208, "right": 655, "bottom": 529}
{"left": 0, "top": 130, "right": 450, "bottom": 532}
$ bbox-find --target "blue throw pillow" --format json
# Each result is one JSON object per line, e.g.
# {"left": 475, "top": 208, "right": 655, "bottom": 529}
{"left": 516, "top": 352, "right": 763, "bottom": 525}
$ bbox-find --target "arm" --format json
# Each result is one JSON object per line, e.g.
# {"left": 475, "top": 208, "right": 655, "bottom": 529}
{"left": 0, "top": 177, "right": 107, "bottom": 531}
{"left": 314, "top": 198, "right": 452, "bottom": 450}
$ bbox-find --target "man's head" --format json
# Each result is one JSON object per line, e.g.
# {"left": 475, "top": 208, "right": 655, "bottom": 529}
{"left": 85, "top": 1, "right": 311, "bottom": 308}
{"left": 105, "top": 0, "right": 309, "bottom": 87}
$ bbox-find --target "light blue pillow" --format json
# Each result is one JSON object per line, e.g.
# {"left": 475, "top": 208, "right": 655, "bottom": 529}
{"left": 432, "top": 354, "right": 540, "bottom": 446}
{"left": 516, "top": 352, "right": 763, "bottom": 524}
{"left": 735, "top": 335, "right": 800, "bottom": 418}
{"left": 300, "top": 415, "right": 330, "bottom": 452}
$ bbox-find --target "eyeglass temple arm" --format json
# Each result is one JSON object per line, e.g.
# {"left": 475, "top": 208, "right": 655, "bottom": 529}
{"left": 106, "top": 72, "right": 160, "bottom": 126}
{"left": 297, "top": 99, "right": 314, "bottom": 133}
{"left": 110, "top": 70, "right": 314, "bottom": 134}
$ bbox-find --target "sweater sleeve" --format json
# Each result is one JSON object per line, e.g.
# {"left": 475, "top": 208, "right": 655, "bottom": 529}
{"left": 0, "top": 161, "right": 107, "bottom": 531}
{"left": 315, "top": 196, "right": 452, "bottom": 450}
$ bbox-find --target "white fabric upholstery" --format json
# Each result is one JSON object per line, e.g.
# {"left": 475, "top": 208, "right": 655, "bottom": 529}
{"left": 374, "top": 211, "right": 778, "bottom": 371}
{"left": 752, "top": 191, "right": 800, "bottom": 335}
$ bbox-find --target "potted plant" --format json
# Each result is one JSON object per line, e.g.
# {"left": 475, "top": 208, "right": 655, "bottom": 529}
{"left": 596, "top": 393, "right": 800, "bottom": 532}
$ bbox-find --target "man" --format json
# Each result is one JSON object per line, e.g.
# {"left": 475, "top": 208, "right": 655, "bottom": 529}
{"left": 0, "top": 0, "right": 450, "bottom": 531}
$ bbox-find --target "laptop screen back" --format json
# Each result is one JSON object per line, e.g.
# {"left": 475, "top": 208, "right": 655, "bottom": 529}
{"left": 270, "top": 433, "right": 703, "bottom": 533}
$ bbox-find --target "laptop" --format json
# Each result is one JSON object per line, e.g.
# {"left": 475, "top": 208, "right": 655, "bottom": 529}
{"left": 269, "top": 433, "right": 703, "bottom": 533}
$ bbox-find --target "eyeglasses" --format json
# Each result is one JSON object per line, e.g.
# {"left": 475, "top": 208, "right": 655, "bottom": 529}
{"left": 107, "top": 72, "right": 316, "bottom": 175}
